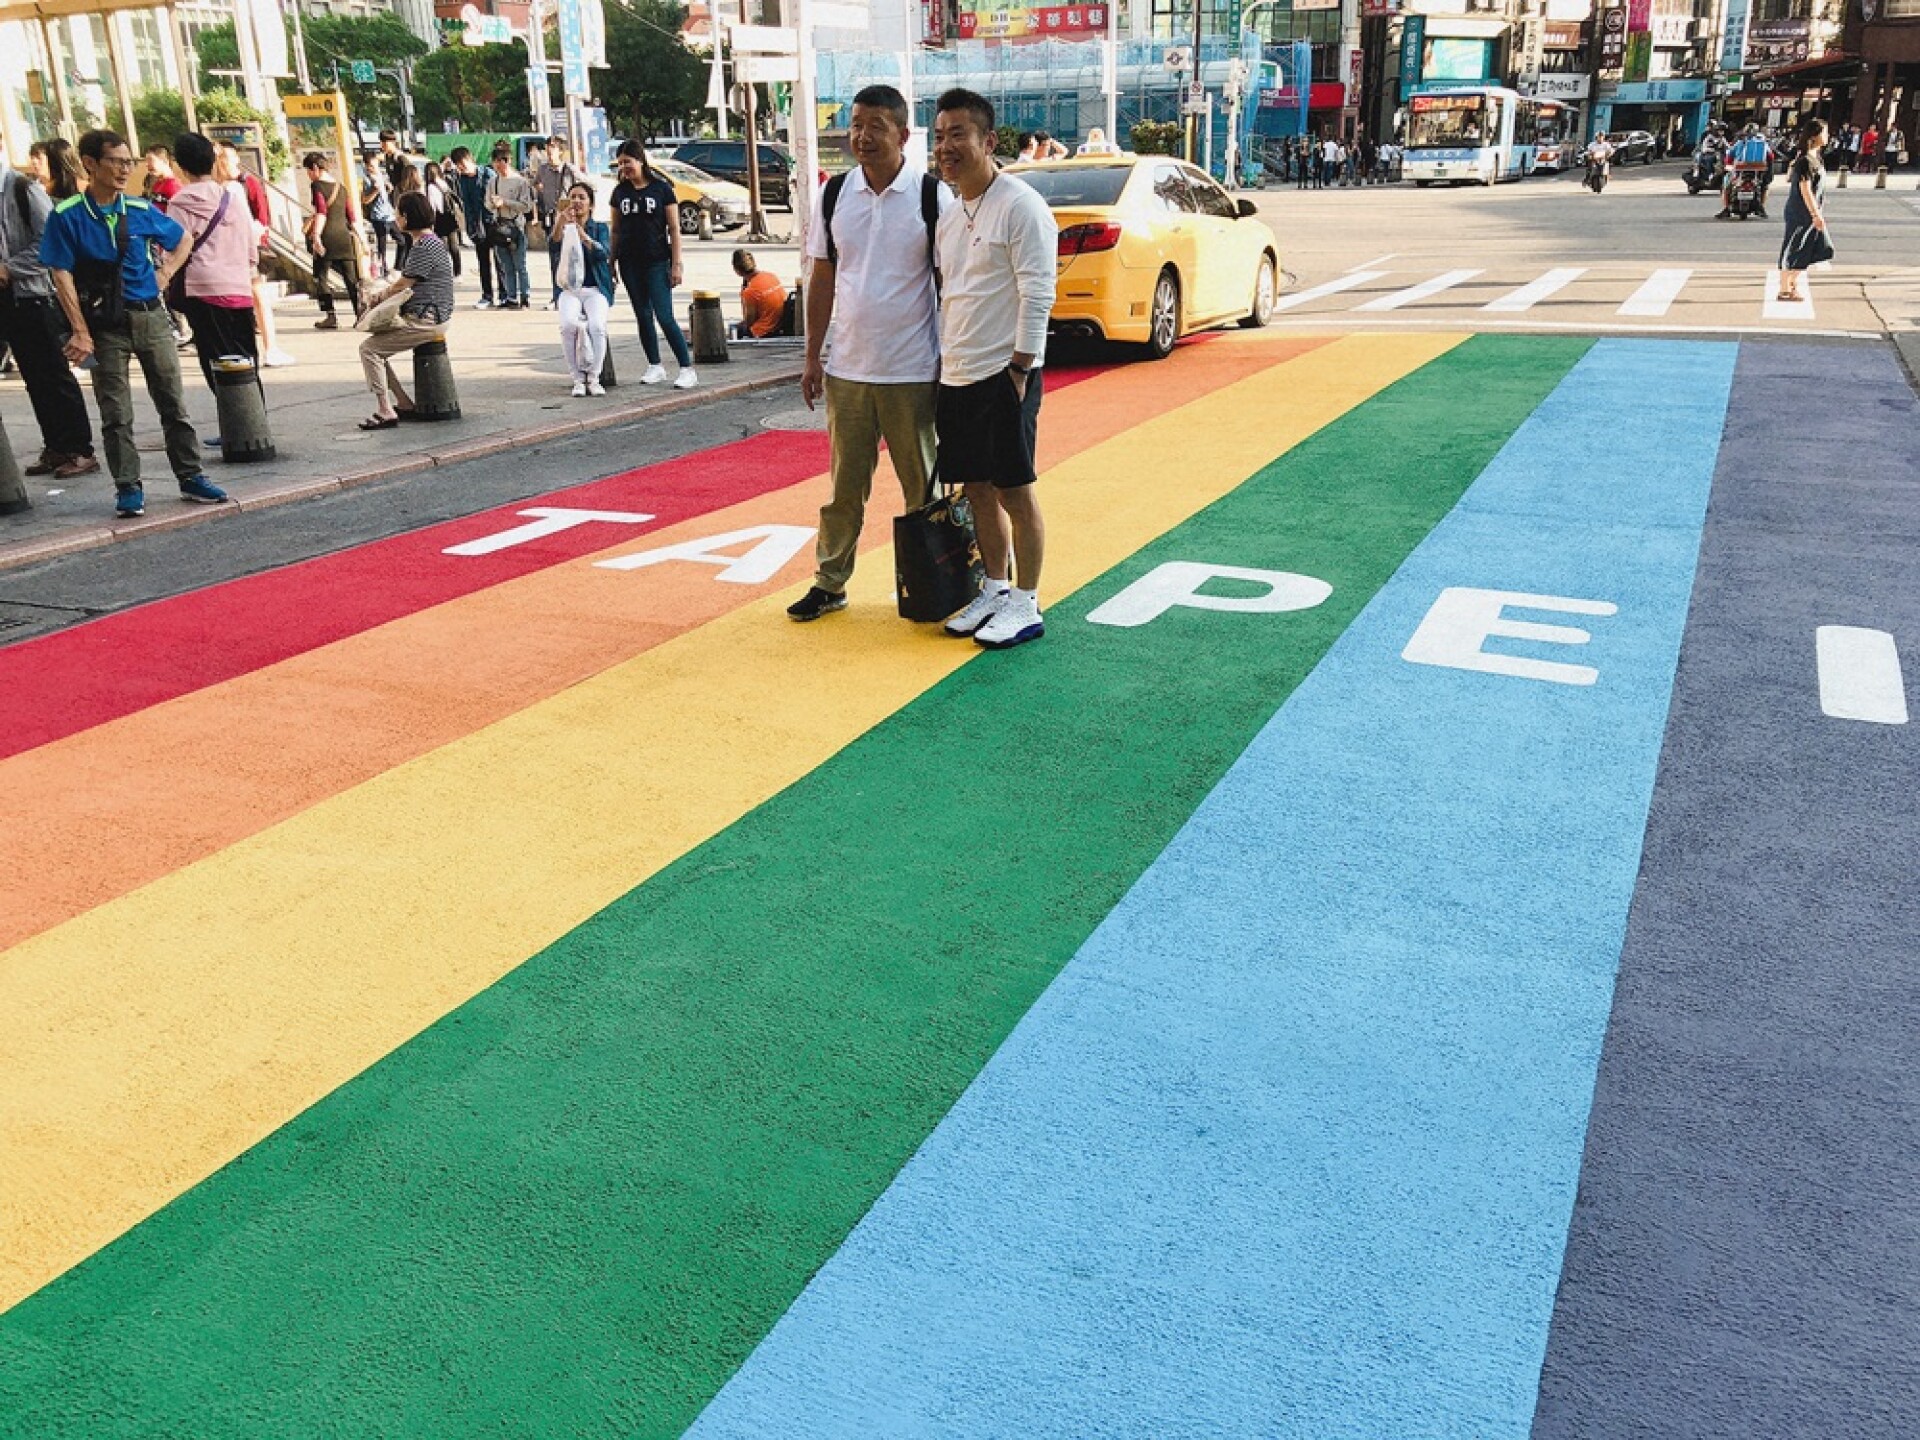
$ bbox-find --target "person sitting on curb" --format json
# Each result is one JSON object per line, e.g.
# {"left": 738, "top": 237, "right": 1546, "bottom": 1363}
{"left": 730, "top": 248, "right": 787, "bottom": 339}
{"left": 355, "top": 191, "right": 455, "bottom": 430}
{"left": 42, "top": 128, "right": 225, "bottom": 518}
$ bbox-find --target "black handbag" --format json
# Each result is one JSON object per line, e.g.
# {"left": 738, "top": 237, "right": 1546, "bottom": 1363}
{"left": 893, "top": 468, "right": 983, "bottom": 622}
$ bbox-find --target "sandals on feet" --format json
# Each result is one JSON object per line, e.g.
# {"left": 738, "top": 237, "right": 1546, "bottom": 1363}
{"left": 359, "top": 415, "right": 399, "bottom": 430}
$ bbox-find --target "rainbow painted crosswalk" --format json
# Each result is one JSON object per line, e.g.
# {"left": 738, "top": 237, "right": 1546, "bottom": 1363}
{"left": 3, "top": 331, "right": 1916, "bottom": 1439}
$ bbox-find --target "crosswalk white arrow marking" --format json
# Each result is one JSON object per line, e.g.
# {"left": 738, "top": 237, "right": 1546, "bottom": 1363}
{"left": 1617, "top": 268, "right": 1692, "bottom": 317}
{"left": 1355, "top": 268, "right": 1484, "bottom": 311}
{"left": 1483, "top": 267, "right": 1587, "bottom": 313}
{"left": 1763, "top": 270, "right": 1816, "bottom": 321}
{"left": 1817, "top": 626, "right": 1909, "bottom": 724}
{"left": 1270, "top": 271, "right": 1390, "bottom": 312}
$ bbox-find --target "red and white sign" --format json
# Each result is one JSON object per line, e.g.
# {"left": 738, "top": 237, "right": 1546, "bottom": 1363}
{"left": 955, "top": 4, "right": 1107, "bottom": 38}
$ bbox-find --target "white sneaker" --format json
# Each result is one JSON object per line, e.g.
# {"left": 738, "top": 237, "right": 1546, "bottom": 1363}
{"left": 263, "top": 348, "right": 297, "bottom": 368}
{"left": 673, "top": 367, "right": 698, "bottom": 389}
{"left": 641, "top": 364, "right": 666, "bottom": 385}
{"left": 571, "top": 381, "right": 588, "bottom": 397}
{"left": 944, "top": 585, "right": 1009, "bottom": 637}
{"left": 974, "top": 592, "right": 1044, "bottom": 650}
{"left": 587, "top": 381, "right": 606, "bottom": 397}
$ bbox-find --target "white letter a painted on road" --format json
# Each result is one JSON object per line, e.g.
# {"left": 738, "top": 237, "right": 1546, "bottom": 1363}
{"left": 594, "top": 525, "right": 817, "bottom": 585}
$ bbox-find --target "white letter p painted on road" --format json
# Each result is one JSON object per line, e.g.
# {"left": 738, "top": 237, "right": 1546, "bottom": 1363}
{"left": 1086, "top": 562, "right": 1334, "bottom": 629}
{"left": 1403, "top": 586, "right": 1618, "bottom": 687}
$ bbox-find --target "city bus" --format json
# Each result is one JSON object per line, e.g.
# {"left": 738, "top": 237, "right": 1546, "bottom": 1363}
{"left": 1402, "top": 87, "right": 1572, "bottom": 185}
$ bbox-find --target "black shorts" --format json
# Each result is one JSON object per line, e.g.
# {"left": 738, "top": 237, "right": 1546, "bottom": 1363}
{"left": 935, "top": 368, "right": 1044, "bottom": 489}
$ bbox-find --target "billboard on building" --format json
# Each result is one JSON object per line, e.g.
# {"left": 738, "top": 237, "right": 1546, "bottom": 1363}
{"left": 1597, "top": 6, "right": 1626, "bottom": 74}
{"left": 1719, "top": 0, "right": 1750, "bottom": 72}
{"left": 955, "top": 1, "right": 1108, "bottom": 38}
{"left": 1744, "top": 17, "right": 1809, "bottom": 69}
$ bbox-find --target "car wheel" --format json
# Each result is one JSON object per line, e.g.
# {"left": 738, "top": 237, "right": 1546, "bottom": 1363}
{"left": 1143, "top": 270, "right": 1180, "bottom": 360}
{"left": 679, "top": 206, "right": 702, "bottom": 236}
{"left": 1239, "top": 254, "right": 1276, "bottom": 329}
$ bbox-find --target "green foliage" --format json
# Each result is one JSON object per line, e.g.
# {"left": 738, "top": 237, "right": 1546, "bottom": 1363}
{"left": 132, "top": 88, "right": 190, "bottom": 151}
{"left": 994, "top": 123, "right": 1021, "bottom": 158}
{"left": 1130, "top": 120, "right": 1182, "bottom": 156}
{"left": 415, "top": 25, "right": 534, "bottom": 133}
{"left": 601, "top": 0, "right": 708, "bottom": 142}
{"left": 195, "top": 88, "right": 294, "bottom": 177}
{"left": 194, "top": 14, "right": 427, "bottom": 131}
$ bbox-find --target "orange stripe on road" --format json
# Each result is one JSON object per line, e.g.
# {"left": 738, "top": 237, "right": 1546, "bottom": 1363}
{"left": 0, "top": 337, "right": 1327, "bottom": 953}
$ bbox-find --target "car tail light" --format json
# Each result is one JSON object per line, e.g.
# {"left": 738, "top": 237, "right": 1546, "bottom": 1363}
{"left": 1058, "top": 222, "right": 1122, "bottom": 257}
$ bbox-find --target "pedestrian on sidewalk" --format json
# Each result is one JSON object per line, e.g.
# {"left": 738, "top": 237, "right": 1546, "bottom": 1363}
{"left": 169, "top": 132, "right": 259, "bottom": 400}
{"left": 1777, "top": 119, "right": 1831, "bottom": 305}
{"left": 729, "top": 248, "right": 786, "bottom": 339}
{"left": 929, "top": 87, "right": 1056, "bottom": 650}
{"left": 42, "top": 128, "right": 224, "bottom": 518}
{"left": 34, "top": 139, "right": 83, "bottom": 203}
{"left": 355, "top": 191, "right": 455, "bottom": 429}
{"left": 451, "top": 148, "right": 496, "bottom": 306}
{"left": 215, "top": 141, "right": 290, "bottom": 367}
{"left": 363, "top": 155, "right": 397, "bottom": 276}
{"left": 531, "top": 135, "right": 578, "bottom": 306}
{"left": 483, "top": 143, "right": 533, "bottom": 308}
{"left": 424, "top": 161, "right": 463, "bottom": 277}
{"left": 0, "top": 148, "right": 98, "bottom": 480}
{"left": 784, "top": 82, "right": 948, "bottom": 623}
{"left": 304, "top": 152, "right": 361, "bottom": 329}
{"left": 550, "top": 180, "right": 612, "bottom": 396}
{"left": 142, "top": 144, "right": 180, "bottom": 210}
{"left": 609, "top": 140, "right": 695, "bottom": 388}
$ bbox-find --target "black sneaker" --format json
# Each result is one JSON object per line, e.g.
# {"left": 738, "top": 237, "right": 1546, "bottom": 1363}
{"left": 786, "top": 586, "right": 847, "bottom": 621}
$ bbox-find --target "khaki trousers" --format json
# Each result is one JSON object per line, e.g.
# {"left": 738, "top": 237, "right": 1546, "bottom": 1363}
{"left": 815, "top": 376, "right": 936, "bottom": 595}
{"left": 359, "top": 316, "right": 444, "bottom": 411}
{"left": 93, "top": 304, "right": 203, "bottom": 485}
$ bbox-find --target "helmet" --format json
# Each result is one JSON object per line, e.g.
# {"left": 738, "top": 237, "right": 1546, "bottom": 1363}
{"left": 1743, "top": 122, "right": 1760, "bottom": 137}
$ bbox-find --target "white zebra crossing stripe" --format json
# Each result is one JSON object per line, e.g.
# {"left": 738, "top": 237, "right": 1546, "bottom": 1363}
{"left": 1618, "top": 269, "right": 1692, "bottom": 317}
{"left": 1271, "top": 271, "right": 1390, "bottom": 312}
{"left": 1355, "top": 269, "right": 1484, "bottom": 311}
{"left": 1483, "top": 267, "right": 1588, "bottom": 313}
{"left": 1763, "top": 270, "right": 1815, "bottom": 321}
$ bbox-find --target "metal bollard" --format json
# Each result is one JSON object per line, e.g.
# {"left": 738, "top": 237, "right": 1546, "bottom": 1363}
{"left": 410, "top": 337, "right": 462, "bottom": 421}
{"left": 212, "top": 356, "right": 275, "bottom": 462}
{"left": 1876, "top": 166, "right": 1888, "bottom": 189}
{"left": 688, "top": 291, "right": 730, "bottom": 365}
{"left": 1837, "top": 167, "right": 1849, "bottom": 188}
{"left": 0, "top": 413, "right": 28, "bottom": 516}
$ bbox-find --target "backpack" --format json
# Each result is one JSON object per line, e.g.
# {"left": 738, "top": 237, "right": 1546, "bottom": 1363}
{"left": 820, "top": 170, "right": 942, "bottom": 275}
{"left": 8, "top": 172, "right": 36, "bottom": 238}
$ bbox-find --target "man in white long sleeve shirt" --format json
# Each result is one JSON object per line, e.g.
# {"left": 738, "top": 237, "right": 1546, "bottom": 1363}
{"left": 931, "top": 87, "right": 1058, "bottom": 650}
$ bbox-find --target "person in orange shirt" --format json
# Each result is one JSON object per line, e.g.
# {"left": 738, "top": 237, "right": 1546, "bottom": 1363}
{"left": 731, "top": 248, "right": 788, "bottom": 338}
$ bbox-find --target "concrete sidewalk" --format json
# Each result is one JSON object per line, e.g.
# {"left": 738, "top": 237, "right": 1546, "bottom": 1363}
{"left": 0, "top": 236, "right": 807, "bottom": 575}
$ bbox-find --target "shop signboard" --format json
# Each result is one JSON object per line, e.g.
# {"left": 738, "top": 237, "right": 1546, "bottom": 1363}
{"left": 1293, "top": 0, "right": 1338, "bottom": 9}
{"left": 1360, "top": 0, "right": 1400, "bottom": 15}
{"left": 1651, "top": 14, "right": 1690, "bottom": 46}
{"left": 1744, "top": 17, "right": 1809, "bottom": 69}
{"left": 1598, "top": 6, "right": 1626, "bottom": 74}
{"left": 1719, "top": 0, "right": 1750, "bottom": 73}
{"left": 1543, "top": 22, "right": 1584, "bottom": 49}
{"left": 955, "top": 1, "right": 1107, "bottom": 38}
{"left": 1534, "top": 72, "right": 1592, "bottom": 100}
{"left": 1399, "top": 13, "right": 1425, "bottom": 97}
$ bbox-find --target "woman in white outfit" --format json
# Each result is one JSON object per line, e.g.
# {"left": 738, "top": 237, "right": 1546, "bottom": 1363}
{"left": 549, "top": 181, "right": 612, "bottom": 396}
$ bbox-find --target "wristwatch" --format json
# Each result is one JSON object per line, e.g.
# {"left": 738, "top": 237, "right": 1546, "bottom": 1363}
{"left": 1008, "top": 361, "right": 1030, "bottom": 376}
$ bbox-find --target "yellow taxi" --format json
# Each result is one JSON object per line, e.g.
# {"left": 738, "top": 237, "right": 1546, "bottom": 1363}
{"left": 646, "top": 155, "right": 753, "bottom": 233}
{"left": 1007, "top": 155, "right": 1280, "bottom": 359}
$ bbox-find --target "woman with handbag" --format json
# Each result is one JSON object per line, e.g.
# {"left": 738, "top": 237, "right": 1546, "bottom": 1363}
{"left": 1777, "top": 118, "right": 1831, "bottom": 305}
{"left": 549, "top": 181, "right": 613, "bottom": 396}
{"left": 165, "top": 132, "right": 258, "bottom": 400}
{"left": 482, "top": 143, "right": 534, "bottom": 309}
{"left": 425, "top": 160, "right": 463, "bottom": 278}
{"left": 355, "top": 191, "right": 455, "bottom": 430}
{"left": 362, "top": 156, "right": 397, "bottom": 276}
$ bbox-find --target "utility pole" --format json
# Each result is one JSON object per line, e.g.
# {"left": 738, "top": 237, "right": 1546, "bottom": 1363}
{"left": 1186, "top": 0, "right": 1205, "bottom": 161}
{"left": 288, "top": 0, "right": 312, "bottom": 92}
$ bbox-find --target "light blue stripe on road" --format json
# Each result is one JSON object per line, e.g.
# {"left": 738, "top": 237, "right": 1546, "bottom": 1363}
{"left": 689, "top": 339, "right": 1738, "bottom": 1439}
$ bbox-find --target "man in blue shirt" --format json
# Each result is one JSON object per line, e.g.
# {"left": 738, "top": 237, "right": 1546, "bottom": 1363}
{"left": 1719, "top": 123, "right": 1774, "bottom": 220}
{"left": 42, "top": 128, "right": 224, "bottom": 518}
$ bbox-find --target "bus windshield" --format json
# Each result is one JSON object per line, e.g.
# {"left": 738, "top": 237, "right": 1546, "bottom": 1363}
{"left": 1408, "top": 95, "right": 1492, "bottom": 149}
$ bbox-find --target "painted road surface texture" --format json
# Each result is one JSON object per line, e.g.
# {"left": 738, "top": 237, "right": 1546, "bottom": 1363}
{"left": 0, "top": 332, "right": 1914, "bottom": 1438}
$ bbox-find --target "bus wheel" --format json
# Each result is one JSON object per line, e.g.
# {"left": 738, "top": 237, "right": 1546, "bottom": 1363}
{"left": 1415, "top": 179, "right": 1432, "bottom": 188}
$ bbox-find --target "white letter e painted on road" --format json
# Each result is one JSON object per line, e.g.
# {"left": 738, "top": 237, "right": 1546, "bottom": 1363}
{"left": 1403, "top": 587, "right": 1618, "bottom": 687}
{"left": 1086, "top": 562, "right": 1333, "bottom": 629}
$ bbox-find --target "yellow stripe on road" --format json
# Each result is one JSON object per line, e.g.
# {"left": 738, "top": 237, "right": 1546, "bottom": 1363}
{"left": 0, "top": 332, "right": 1461, "bottom": 1315}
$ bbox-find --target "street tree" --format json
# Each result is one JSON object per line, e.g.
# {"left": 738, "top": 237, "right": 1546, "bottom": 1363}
{"left": 599, "top": 0, "right": 707, "bottom": 143}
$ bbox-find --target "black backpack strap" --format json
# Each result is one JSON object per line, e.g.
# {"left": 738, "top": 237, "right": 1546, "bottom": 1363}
{"left": 820, "top": 171, "right": 847, "bottom": 265}
{"left": 11, "top": 171, "right": 33, "bottom": 235}
{"left": 920, "top": 172, "right": 940, "bottom": 276}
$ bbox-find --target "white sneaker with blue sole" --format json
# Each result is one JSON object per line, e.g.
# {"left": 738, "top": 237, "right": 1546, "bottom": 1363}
{"left": 974, "top": 592, "right": 1044, "bottom": 649}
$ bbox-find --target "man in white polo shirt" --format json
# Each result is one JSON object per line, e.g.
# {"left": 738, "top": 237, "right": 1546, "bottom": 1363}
{"left": 931, "top": 87, "right": 1058, "bottom": 649}
{"left": 787, "top": 82, "right": 952, "bottom": 621}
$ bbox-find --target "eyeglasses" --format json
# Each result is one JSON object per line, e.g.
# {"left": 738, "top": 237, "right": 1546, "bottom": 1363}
{"left": 99, "top": 155, "right": 136, "bottom": 169}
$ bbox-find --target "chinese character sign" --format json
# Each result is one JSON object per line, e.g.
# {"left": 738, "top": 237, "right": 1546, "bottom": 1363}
{"left": 956, "top": 2, "right": 1108, "bottom": 39}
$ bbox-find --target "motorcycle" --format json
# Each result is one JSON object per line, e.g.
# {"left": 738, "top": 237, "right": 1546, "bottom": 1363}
{"left": 1726, "top": 164, "right": 1767, "bottom": 220}
{"left": 1684, "top": 150, "right": 1723, "bottom": 195}
{"left": 1586, "top": 156, "right": 1610, "bottom": 193}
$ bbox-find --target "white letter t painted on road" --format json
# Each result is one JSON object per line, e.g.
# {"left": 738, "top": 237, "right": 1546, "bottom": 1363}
{"left": 442, "top": 507, "right": 656, "bottom": 557}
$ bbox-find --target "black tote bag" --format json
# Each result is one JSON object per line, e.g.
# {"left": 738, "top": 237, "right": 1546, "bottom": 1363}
{"left": 893, "top": 469, "right": 983, "bottom": 622}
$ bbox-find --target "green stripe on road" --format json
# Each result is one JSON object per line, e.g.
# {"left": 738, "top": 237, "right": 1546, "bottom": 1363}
{"left": 0, "top": 336, "right": 1591, "bottom": 1439}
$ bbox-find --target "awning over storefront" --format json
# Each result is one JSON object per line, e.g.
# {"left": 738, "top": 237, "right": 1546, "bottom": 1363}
{"left": 1753, "top": 51, "right": 1861, "bottom": 87}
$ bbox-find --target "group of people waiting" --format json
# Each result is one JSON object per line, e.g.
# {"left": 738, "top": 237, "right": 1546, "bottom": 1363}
{"left": 1284, "top": 135, "right": 1399, "bottom": 189}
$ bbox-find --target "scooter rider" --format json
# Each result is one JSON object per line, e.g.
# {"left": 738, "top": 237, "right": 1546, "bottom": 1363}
{"left": 1585, "top": 132, "right": 1615, "bottom": 190}
{"left": 1691, "top": 123, "right": 1728, "bottom": 191}
{"left": 1719, "top": 122, "right": 1773, "bottom": 219}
